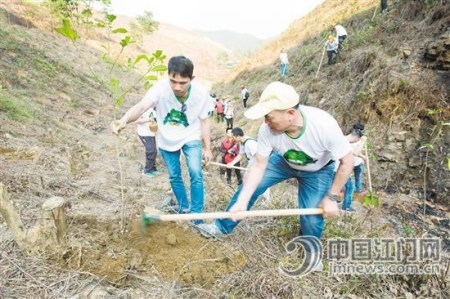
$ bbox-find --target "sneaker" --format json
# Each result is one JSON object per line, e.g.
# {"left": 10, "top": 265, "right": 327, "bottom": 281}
{"left": 342, "top": 207, "right": 356, "bottom": 213}
{"left": 354, "top": 189, "right": 367, "bottom": 194}
{"left": 195, "top": 223, "right": 224, "bottom": 238}
{"left": 143, "top": 172, "right": 156, "bottom": 178}
{"left": 190, "top": 219, "right": 204, "bottom": 226}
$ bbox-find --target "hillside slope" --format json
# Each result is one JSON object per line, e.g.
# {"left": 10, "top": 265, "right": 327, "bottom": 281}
{"left": 198, "top": 29, "right": 264, "bottom": 52}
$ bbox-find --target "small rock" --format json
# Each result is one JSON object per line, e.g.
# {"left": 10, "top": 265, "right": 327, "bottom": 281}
{"left": 166, "top": 233, "right": 178, "bottom": 246}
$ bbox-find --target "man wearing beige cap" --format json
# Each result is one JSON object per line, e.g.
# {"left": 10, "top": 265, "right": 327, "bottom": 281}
{"left": 197, "top": 81, "right": 354, "bottom": 244}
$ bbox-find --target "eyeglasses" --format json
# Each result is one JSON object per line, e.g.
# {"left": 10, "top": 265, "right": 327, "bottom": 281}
{"left": 181, "top": 103, "right": 187, "bottom": 113}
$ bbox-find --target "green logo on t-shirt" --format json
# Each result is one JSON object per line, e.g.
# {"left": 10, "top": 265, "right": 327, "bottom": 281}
{"left": 283, "top": 149, "right": 317, "bottom": 166}
{"left": 163, "top": 108, "right": 189, "bottom": 127}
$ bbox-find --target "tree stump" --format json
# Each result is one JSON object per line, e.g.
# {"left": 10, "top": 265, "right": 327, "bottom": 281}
{"left": 0, "top": 183, "right": 69, "bottom": 251}
{"left": 42, "top": 196, "right": 68, "bottom": 243}
{"left": 0, "top": 183, "right": 28, "bottom": 249}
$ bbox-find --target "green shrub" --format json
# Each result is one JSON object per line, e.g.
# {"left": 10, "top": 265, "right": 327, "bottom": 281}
{"left": 349, "top": 23, "right": 375, "bottom": 48}
{"left": 0, "top": 92, "right": 33, "bottom": 120}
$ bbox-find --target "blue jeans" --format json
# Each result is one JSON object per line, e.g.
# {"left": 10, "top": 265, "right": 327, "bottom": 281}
{"left": 342, "top": 177, "right": 354, "bottom": 210}
{"left": 280, "top": 63, "right": 288, "bottom": 77}
{"left": 215, "top": 152, "right": 335, "bottom": 241}
{"left": 159, "top": 140, "right": 204, "bottom": 214}
{"left": 354, "top": 163, "right": 364, "bottom": 192}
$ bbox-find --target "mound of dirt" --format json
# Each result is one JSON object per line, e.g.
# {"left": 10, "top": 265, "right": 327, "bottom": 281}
{"left": 49, "top": 216, "right": 244, "bottom": 287}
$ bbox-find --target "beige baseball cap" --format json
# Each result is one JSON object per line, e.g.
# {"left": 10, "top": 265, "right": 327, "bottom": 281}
{"left": 244, "top": 81, "right": 300, "bottom": 119}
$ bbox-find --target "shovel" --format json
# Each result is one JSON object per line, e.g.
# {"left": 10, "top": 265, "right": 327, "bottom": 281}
{"left": 209, "top": 161, "right": 248, "bottom": 171}
{"left": 141, "top": 207, "right": 323, "bottom": 228}
{"left": 363, "top": 142, "right": 380, "bottom": 207}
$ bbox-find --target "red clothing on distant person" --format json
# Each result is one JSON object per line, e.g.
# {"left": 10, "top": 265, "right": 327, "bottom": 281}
{"left": 216, "top": 101, "right": 224, "bottom": 113}
{"left": 220, "top": 138, "right": 240, "bottom": 164}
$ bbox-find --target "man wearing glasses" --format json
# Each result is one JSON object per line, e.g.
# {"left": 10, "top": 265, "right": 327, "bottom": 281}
{"left": 111, "top": 56, "right": 214, "bottom": 224}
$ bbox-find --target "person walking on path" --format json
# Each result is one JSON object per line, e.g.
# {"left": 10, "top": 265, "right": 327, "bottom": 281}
{"left": 241, "top": 86, "right": 250, "bottom": 108}
{"left": 220, "top": 128, "right": 243, "bottom": 186}
{"left": 215, "top": 98, "right": 224, "bottom": 123}
{"left": 279, "top": 48, "right": 289, "bottom": 78}
{"left": 111, "top": 56, "right": 214, "bottom": 224}
{"left": 324, "top": 35, "right": 338, "bottom": 65}
{"left": 197, "top": 82, "right": 354, "bottom": 250}
{"left": 334, "top": 24, "right": 348, "bottom": 52}
{"left": 224, "top": 99, "right": 234, "bottom": 129}
{"left": 132, "top": 107, "right": 160, "bottom": 178}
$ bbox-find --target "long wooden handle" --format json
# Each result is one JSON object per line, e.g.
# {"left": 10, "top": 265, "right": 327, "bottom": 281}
{"left": 155, "top": 208, "right": 323, "bottom": 221}
{"left": 365, "top": 142, "right": 373, "bottom": 193}
{"left": 209, "top": 161, "right": 248, "bottom": 171}
{"left": 315, "top": 47, "right": 326, "bottom": 79}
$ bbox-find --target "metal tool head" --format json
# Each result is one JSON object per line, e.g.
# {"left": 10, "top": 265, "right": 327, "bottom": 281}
{"left": 140, "top": 207, "right": 165, "bottom": 234}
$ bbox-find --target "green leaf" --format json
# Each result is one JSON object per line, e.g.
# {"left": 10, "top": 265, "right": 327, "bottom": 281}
{"left": 144, "top": 81, "right": 153, "bottom": 90}
{"left": 153, "top": 49, "right": 163, "bottom": 58}
{"left": 120, "top": 36, "right": 133, "bottom": 48}
{"left": 112, "top": 27, "right": 128, "bottom": 34}
{"left": 106, "top": 14, "right": 117, "bottom": 23}
{"left": 144, "top": 75, "right": 158, "bottom": 81}
{"left": 55, "top": 19, "right": 78, "bottom": 42}
{"left": 115, "top": 97, "right": 124, "bottom": 107}
{"left": 110, "top": 78, "right": 119, "bottom": 88}
{"left": 134, "top": 54, "right": 149, "bottom": 65}
{"left": 151, "top": 65, "right": 167, "bottom": 72}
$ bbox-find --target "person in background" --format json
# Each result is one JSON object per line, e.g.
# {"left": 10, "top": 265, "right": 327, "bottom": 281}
{"left": 219, "top": 128, "right": 242, "bottom": 185}
{"left": 324, "top": 35, "right": 338, "bottom": 65}
{"left": 279, "top": 48, "right": 289, "bottom": 78}
{"left": 381, "top": 0, "right": 388, "bottom": 13}
{"left": 131, "top": 107, "right": 160, "bottom": 178}
{"left": 241, "top": 86, "right": 250, "bottom": 108}
{"left": 111, "top": 56, "right": 213, "bottom": 225}
{"left": 224, "top": 98, "right": 234, "bottom": 129}
{"left": 349, "top": 124, "right": 367, "bottom": 195}
{"left": 215, "top": 98, "right": 224, "bottom": 123}
{"left": 228, "top": 127, "right": 271, "bottom": 202}
{"left": 339, "top": 123, "right": 367, "bottom": 212}
{"left": 334, "top": 24, "right": 348, "bottom": 52}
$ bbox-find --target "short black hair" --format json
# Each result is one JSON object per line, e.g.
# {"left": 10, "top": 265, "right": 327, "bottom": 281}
{"left": 351, "top": 123, "right": 365, "bottom": 137}
{"left": 353, "top": 123, "right": 365, "bottom": 131}
{"left": 168, "top": 56, "right": 194, "bottom": 78}
{"left": 232, "top": 127, "right": 244, "bottom": 137}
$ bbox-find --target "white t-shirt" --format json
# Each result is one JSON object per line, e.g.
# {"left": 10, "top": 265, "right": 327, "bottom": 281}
{"left": 143, "top": 78, "right": 213, "bottom": 151}
{"left": 257, "top": 105, "right": 351, "bottom": 172}
{"left": 350, "top": 137, "right": 366, "bottom": 166}
{"left": 240, "top": 137, "right": 258, "bottom": 164}
{"left": 136, "top": 108, "right": 156, "bottom": 137}
{"left": 279, "top": 52, "right": 289, "bottom": 64}
{"left": 335, "top": 25, "right": 347, "bottom": 37}
{"left": 241, "top": 88, "right": 249, "bottom": 99}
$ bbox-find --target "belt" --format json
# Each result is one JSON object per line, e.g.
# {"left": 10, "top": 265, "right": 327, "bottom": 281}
{"left": 324, "top": 160, "right": 335, "bottom": 167}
